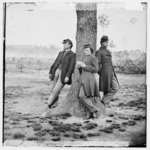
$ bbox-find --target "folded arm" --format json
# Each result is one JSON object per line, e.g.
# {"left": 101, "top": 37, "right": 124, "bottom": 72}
{"left": 82, "top": 57, "right": 98, "bottom": 73}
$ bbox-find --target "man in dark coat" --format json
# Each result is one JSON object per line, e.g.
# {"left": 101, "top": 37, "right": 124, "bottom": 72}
{"left": 96, "top": 36, "right": 119, "bottom": 105}
{"left": 48, "top": 39, "right": 76, "bottom": 108}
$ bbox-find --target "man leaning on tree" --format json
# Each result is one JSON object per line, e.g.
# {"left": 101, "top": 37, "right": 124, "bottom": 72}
{"left": 48, "top": 39, "right": 76, "bottom": 109}
{"left": 96, "top": 36, "right": 119, "bottom": 106}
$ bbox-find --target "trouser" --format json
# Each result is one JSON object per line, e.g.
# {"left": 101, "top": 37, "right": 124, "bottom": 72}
{"left": 79, "top": 85, "right": 98, "bottom": 114}
{"left": 48, "top": 69, "right": 64, "bottom": 106}
{"left": 103, "top": 72, "right": 119, "bottom": 103}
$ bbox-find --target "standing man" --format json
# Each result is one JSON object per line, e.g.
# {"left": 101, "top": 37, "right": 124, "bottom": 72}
{"left": 48, "top": 39, "right": 76, "bottom": 109}
{"left": 96, "top": 36, "right": 119, "bottom": 105}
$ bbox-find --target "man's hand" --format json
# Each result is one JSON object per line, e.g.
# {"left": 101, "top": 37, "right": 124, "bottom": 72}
{"left": 64, "top": 77, "right": 69, "bottom": 83}
{"left": 77, "top": 61, "right": 86, "bottom": 68}
{"left": 81, "top": 63, "right": 86, "bottom": 68}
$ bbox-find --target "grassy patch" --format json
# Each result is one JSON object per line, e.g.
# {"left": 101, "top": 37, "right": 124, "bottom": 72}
{"left": 84, "top": 120, "right": 90, "bottom": 124}
{"left": 108, "top": 114, "right": 114, "bottom": 117}
{"left": 22, "top": 116, "right": 30, "bottom": 120}
{"left": 52, "top": 136, "right": 61, "bottom": 141}
{"left": 87, "top": 132, "right": 100, "bottom": 137}
{"left": 118, "top": 102, "right": 125, "bottom": 107}
{"left": 119, "top": 128, "right": 126, "bottom": 132}
{"left": 110, "top": 98, "right": 119, "bottom": 101}
{"left": 26, "top": 124, "right": 31, "bottom": 128}
{"left": 35, "top": 131, "right": 46, "bottom": 137}
{"left": 106, "top": 119, "right": 112, "bottom": 122}
{"left": 32, "top": 123, "right": 42, "bottom": 131}
{"left": 27, "top": 120, "right": 37, "bottom": 123}
{"left": 53, "top": 124, "right": 72, "bottom": 133}
{"left": 122, "top": 122, "right": 128, "bottom": 125}
{"left": 119, "top": 116, "right": 129, "bottom": 120}
{"left": 27, "top": 137, "right": 39, "bottom": 141}
{"left": 131, "top": 115, "right": 146, "bottom": 121}
{"left": 71, "top": 126, "right": 81, "bottom": 132}
{"left": 82, "top": 123, "right": 98, "bottom": 130}
{"left": 109, "top": 123, "right": 121, "bottom": 129}
{"left": 35, "top": 129, "right": 60, "bottom": 137}
{"left": 72, "top": 133, "right": 87, "bottom": 140}
{"left": 48, "top": 120, "right": 60, "bottom": 126}
{"left": 104, "top": 127, "right": 114, "bottom": 133}
{"left": 10, "top": 117, "right": 21, "bottom": 122}
{"left": 13, "top": 132, "right": 25, "bottom": 139}
{"left": 63, "top": 133, "right": 71, "bottom": 137}
{"left": 117, "top": 99, "right": 146, "bottom": 109}
{"left": 49, "top": 130, "right": 60, "bottom": 136}
{"left": 11, "top": 121, "right": 20, "bottom": 125}
{"left": 56, "top": 113, "right": 71, "bottom": 119}
{"left": 128, "top": 120, "right": 136, "bottom": 126}
{"left": 72, "top": 123, "right": 82, "bottom": 127}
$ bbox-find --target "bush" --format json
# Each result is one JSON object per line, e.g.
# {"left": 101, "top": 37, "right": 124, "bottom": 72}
{"left": 113, "top": 50, "right": 146, "bottom": 74}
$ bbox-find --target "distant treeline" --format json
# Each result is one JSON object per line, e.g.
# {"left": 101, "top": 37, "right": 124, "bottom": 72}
{"left": 6, "top": 45, "right": 61, "bottom": 58}
{"left": 6, "top": 48, "right": 146, "bottom": 74}
{"left": 112, "top": 50, "right": 146, "bottom": 74}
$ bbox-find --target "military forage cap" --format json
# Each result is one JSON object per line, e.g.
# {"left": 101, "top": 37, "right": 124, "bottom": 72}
{"left": 100, "top": 35, "right": 109, "bottom": 43}
{"left": 83, "top": 44, "right": 92, "bottom": 49}
{"left": 62, "top": 39, "right": 73, "bottom": 48}
{"left": 83, "top": 44, "right": 94, "bottom": 53}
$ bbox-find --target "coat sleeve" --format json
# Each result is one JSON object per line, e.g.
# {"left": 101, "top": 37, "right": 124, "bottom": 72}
{"left": 49, "top": 52, "right": 61, "bottom": 74}
{"left": 82, "top": 56, "right": 98, "bottom": 73}
{"left": 66, "top": 53, "right": 76, "bottom": 78}
{"left": 95, "top": 50, "right": 102, "bottom": 74}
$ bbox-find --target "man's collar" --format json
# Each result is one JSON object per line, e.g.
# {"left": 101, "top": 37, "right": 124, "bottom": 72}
{"left": 65, "top": 48, "right": 71, "bottom": 52}
{"left": 100, "top": 46, "right": 107, "bottom": 49}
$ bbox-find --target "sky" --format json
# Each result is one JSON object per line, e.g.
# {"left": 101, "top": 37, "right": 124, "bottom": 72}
{"left": 6, "top": 2, "right": 147, "bottom": 52}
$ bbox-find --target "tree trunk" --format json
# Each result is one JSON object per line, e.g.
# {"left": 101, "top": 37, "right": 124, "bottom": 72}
{"left": 48, "top": 3, "right": 105, "bottom": 118}
{"left": 76, "top": 3, "right": 97, "bottom": 56}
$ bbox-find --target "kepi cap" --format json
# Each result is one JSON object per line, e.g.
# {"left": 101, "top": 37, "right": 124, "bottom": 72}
{"left": 83, "top": 44, "right": 94, "bottom": 54}
{"left": 100, "top": 35, "right": 109, "bottom": 43}
{"left": 62, "top": 39, "right": 73, "bottom": 48}
{"left": 83, "top": 44, "right": 92, "bottom": 49}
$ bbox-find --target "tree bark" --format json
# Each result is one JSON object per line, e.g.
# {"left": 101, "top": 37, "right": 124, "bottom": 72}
{"left": 48, "top": 3, "right": 105, "bottom": 118}
{"left": 76, "top": 3, "right": 97, "bottom": 56}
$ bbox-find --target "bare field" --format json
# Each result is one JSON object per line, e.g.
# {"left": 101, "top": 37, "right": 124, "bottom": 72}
{"left": 3, "top": 70, "right": 146, "bottom": 147}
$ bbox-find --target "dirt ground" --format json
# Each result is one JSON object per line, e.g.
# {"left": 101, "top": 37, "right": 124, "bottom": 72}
{"left": 3, "top": 71, "right": 146, "bottom": 147}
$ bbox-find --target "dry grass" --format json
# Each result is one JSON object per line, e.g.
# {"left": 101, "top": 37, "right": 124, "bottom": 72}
{"left": 4, "top": 72, "right": 146, "bottom": 146}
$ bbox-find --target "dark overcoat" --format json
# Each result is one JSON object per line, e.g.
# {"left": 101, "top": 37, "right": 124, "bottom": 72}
{"left": 49, "top": 50, "right": 76, "bottom": 85}
{"left": 95, "top": 47, "right": 119, "bottom": 95}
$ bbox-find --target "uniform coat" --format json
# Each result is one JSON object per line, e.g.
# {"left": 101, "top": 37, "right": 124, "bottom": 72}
{"left": 78, "top": 54, "right": 100, "bottom": 97}
{"left": 49, "top": 50, "right": 76, "bottom": 85}
{"left": 96, "top": 47, "right": 119, "bottom": 95}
